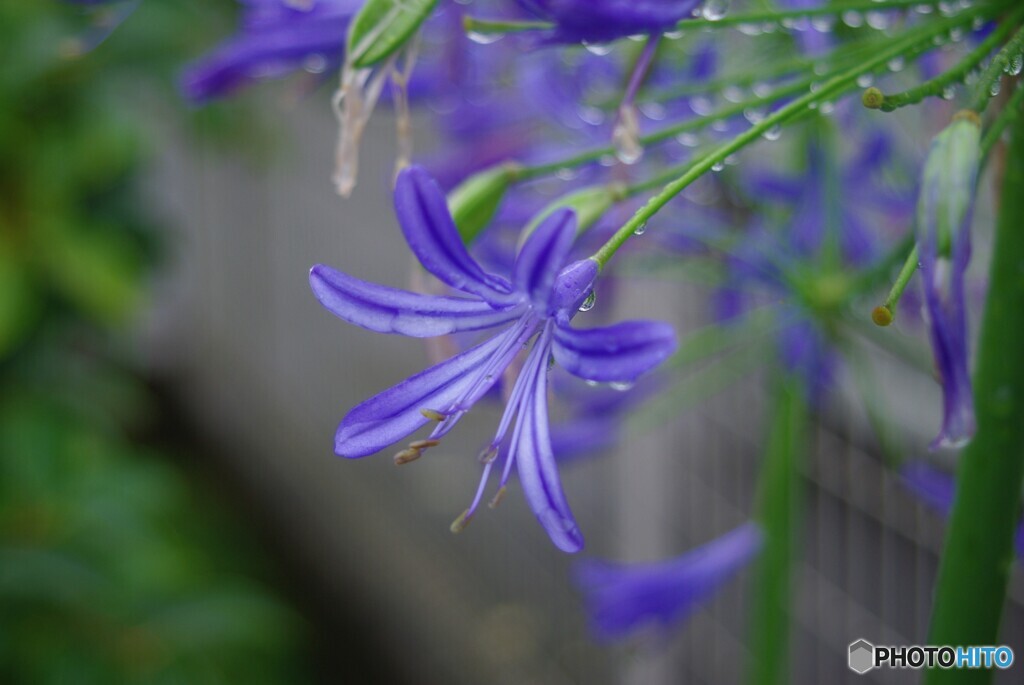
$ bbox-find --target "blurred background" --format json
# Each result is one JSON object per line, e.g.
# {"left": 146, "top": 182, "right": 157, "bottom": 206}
{"left": 2, "top": 2, "right": 1022, "bottom": 684}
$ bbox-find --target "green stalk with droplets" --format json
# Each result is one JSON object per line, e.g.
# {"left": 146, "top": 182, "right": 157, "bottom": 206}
{"left": 924, "top": 78, "right": 1024, "bottom": 685}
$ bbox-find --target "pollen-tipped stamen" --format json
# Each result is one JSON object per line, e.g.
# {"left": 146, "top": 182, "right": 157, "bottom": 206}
{"left": 450, "top": 509, "right": 472, "bottom": 534}
{"left": 489, "top": 486, "right": 508, "bottom": 509}
{"left": 420, "top": 408, "right": 447, "bottom": 421}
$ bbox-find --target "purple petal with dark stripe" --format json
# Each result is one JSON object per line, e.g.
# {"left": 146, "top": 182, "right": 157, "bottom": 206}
{"left": 335, "top": 331, "right": 512, "bottom": 457}
{"left": 394, "top": 166, "right": 514, "bottom": 304}
{"left": 513, "top": 209, "right": 577, "bottom": 309}
{"left": 552, "top": 320, "right": 677, "bottom": 382}
{"left": 514, "top": 329, "right": 584, "bottom": 553}
{"left": 310, "top": 264, "right": 522, "bottom": 337}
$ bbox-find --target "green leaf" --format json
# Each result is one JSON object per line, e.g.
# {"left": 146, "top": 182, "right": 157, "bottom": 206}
{"left": 346, "top": 0, "right": 438, "bottom": 69}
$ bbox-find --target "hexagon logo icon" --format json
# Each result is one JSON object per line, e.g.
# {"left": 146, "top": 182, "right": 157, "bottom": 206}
{"left": 849, "top": 639, "right": 875, "bottom": 674}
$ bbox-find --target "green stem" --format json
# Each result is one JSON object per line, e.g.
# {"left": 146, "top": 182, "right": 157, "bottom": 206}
{"left": 464, "top": 0, "right": 961, "bottom": 37}
{"left": 970, "top": 23, "right": 1024, "bottom": 113}
{"left": 981, "top": 82, "right": 1024, "bottom": 161}
{"left": 749, "top": 375, "right": 808, "bottom": 685}
{"left": 864, "top": 11, "right": 1023, "bottom": 113}
{"left": 924, "top": 85, "right": 1024, "bottom": 685}
{"left": 870, "top": 243, "right": 919, "bottom": 325}
{"left": 590, "top": 9, "right": 984, "bottom": 267}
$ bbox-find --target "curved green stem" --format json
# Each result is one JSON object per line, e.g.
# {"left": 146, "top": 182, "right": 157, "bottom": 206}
{"left": 970, "top": 23, "right": 1024, "bottom": 113}
{"left": 924, "top": 84, "right": 1024, "bottom": 685}
{"left": 589, "top": 8, "right": 986, "bottom": 268}
{"left": 864, "top": 10, "right": 1023, "bottom": 113}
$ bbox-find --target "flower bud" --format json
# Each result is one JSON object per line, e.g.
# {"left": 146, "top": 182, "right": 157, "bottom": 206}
{"left": 916, "top": 110, "right": 981, "bottom": 257}
{"left": 522, "top": 183, "right": 626, "bottom": 243}
{"left": 447, "top": 163, "right": 521, "bottom": 244}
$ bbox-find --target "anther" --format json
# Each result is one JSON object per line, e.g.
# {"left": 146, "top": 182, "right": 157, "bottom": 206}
{"left": 393, "top": 448, "right": 422, "bottom": 465}
{"left": 477, "top": 445, "right": 499, "bottom": 464}
{"left": 488, "top": 486, "right": 508, "bottom": 509}
{"left": 450, "top": 509, "right": 471, "bottom": 534}
{"left": 871, "top": 305, "right": 894, "bottom": 327}
{"left": 409, "top": 439, "right": 440, "bottom": 450}
{"left": 420, "top": 408, "right": 447, "bottom": 421}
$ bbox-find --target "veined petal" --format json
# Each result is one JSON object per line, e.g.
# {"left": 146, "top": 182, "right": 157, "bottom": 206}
{"left": 553, "top": 320, "right": 676, "bottom": 383}
{"left": 335, "top": 332, "right": 511, "bottom": 458}
{"left": 394, "top": 166, "right": 514, "bottom": 304}
{"left": 513, "top": 208, "right": 577, "bottom": 308}
{"left": 310, "top": 264, "right": 522, "bottom": 337}
{"left": 514, "top": 328, "right": 584, "bottom": 553}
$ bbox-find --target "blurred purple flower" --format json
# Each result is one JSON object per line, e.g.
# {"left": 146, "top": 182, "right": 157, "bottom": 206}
{"left": 516, "top": 0, "right": 702, "bottom": 44}
{"left": 309, "top": 166, "right": 676, "bottom": 552}
{"left": 575, "top": 523, "right": 763, "bottom": 640}
{"left": 900, "top": 462, "right": 1024, "bottom": 556}
{"left": 915, "top": 115, "right": 980, "bottom": 449}
{"left": 181, "top": 0, "right": 362, "bottom": 102}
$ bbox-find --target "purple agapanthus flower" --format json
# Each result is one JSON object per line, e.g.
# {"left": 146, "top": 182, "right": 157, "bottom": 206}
{"left": 575, "top": 523, "right": 763, "bottom": 640}
{"left": 915, "top": 113, "right": 980, "bottom": 449}
{"left": 900, "top": 462, "right": 1024, "bottom": 556}
{"left": 181, "top": 0, "right": 362, "bottom": 102}
{"left": 309, "top": 165, "right": 676, "bottom": 552}
{"left": 515, "top": 0, "right": 702, "bottom": 44}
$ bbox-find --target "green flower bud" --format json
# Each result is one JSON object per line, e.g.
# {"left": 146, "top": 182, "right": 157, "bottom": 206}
{"left": 916, "top": 110, "right": 981, "bottom": 256}
{"left": 447, "top": 163, "right": 521, "bottom": 244}
{"left": 521, "top": 183, "right": 627, "bottom": 243}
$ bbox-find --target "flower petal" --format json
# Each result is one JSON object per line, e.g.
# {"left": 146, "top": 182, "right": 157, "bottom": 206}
{"left": 513, "top": 208, "right": 577, "bottom": 308}
{"left": 394, "top": 166, "right": 514, "bottom": 304}
{"left": 335, "top": 332, "right": 511, "bottom": 458}
{"left": 553, "top": 320, "right": 676, "bottom": 383}
{"left": 514, "top": 329, "right": 584, "bottom": 553}
{"left": 310, "top": 264, "right": 521, "bottom": 337}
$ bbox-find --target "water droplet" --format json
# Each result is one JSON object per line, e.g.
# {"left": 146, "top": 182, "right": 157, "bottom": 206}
{"left": 577, "top": 104, "right": 605, "bottom": 126}
{"left": 762, "top": 125, "right": 782, "bottom": 141}
{"left": 639, "top": 102, "right": 667, "bottom": 120}
{"left": 689, "top": 95, "right": 715, "bottom": 116}
{"left": 711, "top": 119, "right": 729, "bottom": 132}
{"left": 303, "top": 54, "right": 327, "bottom": 74}
{"left": 842, "top": 10, "right": 864, "bottom": 27}
{"left": 989, "top": 79, "right": 1001, "bottom": 97}
{"left": 752, "top": 82, "right": 773, "bottom": 98}
{"left": 700, "top": 0, "right": 729, "bottom": 21}
{"left": 915, "top": 3, "right": 934, "bottom": 13}
{"left": 856, "top": 73, "right": 874, "bottom": 87}
{"left": 675, "top": 131, "right": 699, "bottom": 147}
{"left": 743, "top": 106, "right": 767, "bottom": 124}
{"left": 556, "top": 167, "right": 578, "bottom": 181}
{"left": 468, "top": 31, "right": 503, "bottom": 45}
{"left": 585, "top": 379, "right": 601, "bottom": 387}
{"left": 633, "top": 222, "right": 647, "bottom": 236}
{"left": 865, "top": 11, "right": 889, "bottom": 29}
{"left": 609, "top": 381, "right": 635, "bottom": 392}
{"left": 736, "top": 23, "right": 762, "bottom": 36}
{"left": 1006, "top": 54, "right": 1023, "bottom": 76}
{"left": 583, "top": 41, "right": 612, "bottom": 56}
{"left": 811, "top": 16, "right": 836, "bottom": 32}
{"left": 579, "top": 291, "right": 597, "bottom": 312}
{"left": 664, "top": 29, "right": 685, "bottom": 39}
{"left": 723, "top": 85, "right": 744, "bottom": 103}
{"left": 887, "top": 56, "right": 905, "bottom": 72}
{"left": 941, "top": 85, "right": 955, "bottom": 100}
{"left": 711, "top": 160, "right": 725, "bottom": 172}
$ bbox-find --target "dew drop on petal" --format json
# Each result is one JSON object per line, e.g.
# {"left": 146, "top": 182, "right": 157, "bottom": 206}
{"left": 609, "top": 381, "right": 635, "bottom": 392}
{"left": 579, "top": 291, "right": 597, "bottom": 312}
{"left": 468, "top": 31, "right": 503, "bottom": 45}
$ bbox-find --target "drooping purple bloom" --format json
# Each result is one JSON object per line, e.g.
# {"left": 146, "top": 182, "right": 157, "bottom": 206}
{"left": 900, "top": 462, "right": 1024, "bottom": 556}
{"left": 915, "top": 114, "right": 980, "bottom": 449}
{"left": 575, "top": 523, "right": 763, "bottom": 640}
{"left": 181, "top": 0, "right": 362, "bottom": 102}
{"left": 309, "top": 166, "right": 676, "bottom": 552}
{"left": 515, "top": 0, "right": 703, "bottom": 44}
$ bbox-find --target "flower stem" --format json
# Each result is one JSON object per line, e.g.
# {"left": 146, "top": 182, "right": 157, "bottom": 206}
{"left": 970, "top": 23, "right": 1024, "bottom": 113}
{"left": 924, "top": 84, "right": 1024, "bottom": 685}
{"left": 589, "top": 8, "right": 987, "bottom": 268}
{"left": 748, "top": 375, "right": 808, "bottom": 685}
{"left": 871, "top": 243, "right": 919, "bottom": 326}
{"left": 862, "top": 9, "right": 1023, "bottom": 113}
{"left": 981, "top": 81, "right": 1024, "bottom": 161}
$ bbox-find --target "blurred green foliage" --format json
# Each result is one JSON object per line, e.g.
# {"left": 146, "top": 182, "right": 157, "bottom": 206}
{"left": 1, "top": 3, "right": 309, "bottom": 683}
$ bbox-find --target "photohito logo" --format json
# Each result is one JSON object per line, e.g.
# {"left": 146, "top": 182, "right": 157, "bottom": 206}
{"left": 848, "top": 639, "right": 1014, "bottom": 674}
